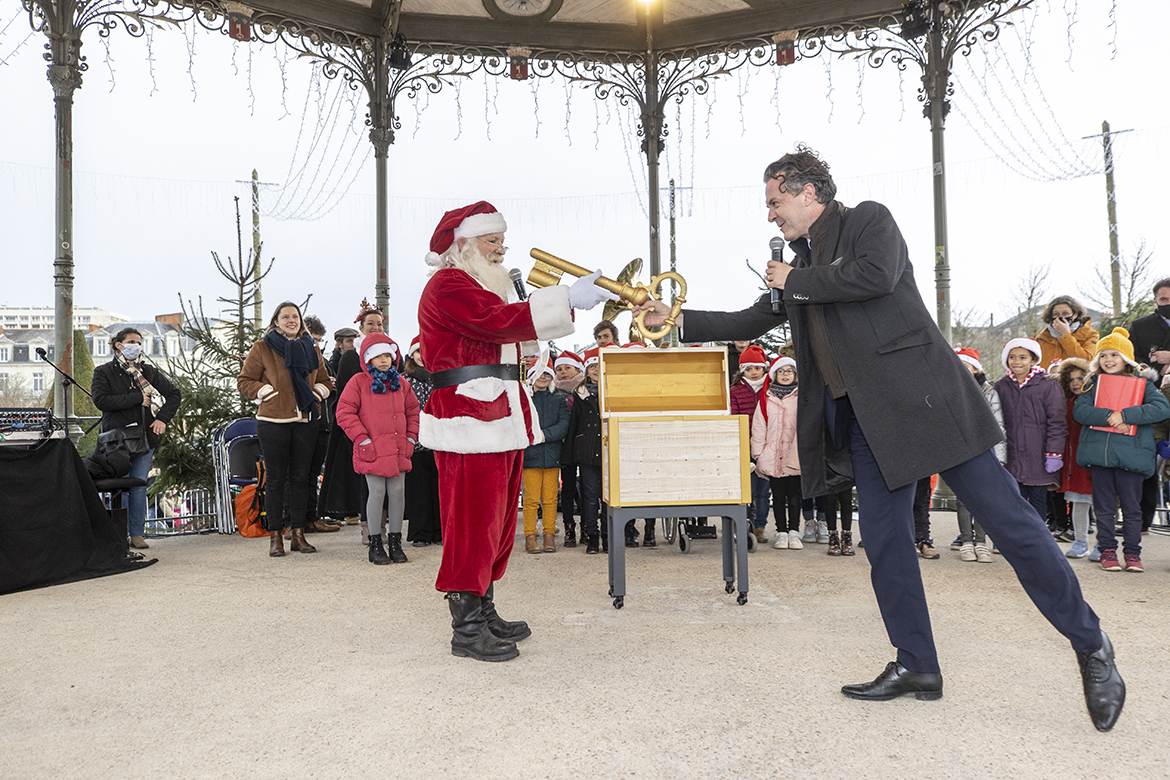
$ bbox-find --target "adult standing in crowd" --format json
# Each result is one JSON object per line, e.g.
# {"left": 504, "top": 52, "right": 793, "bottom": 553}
{"left": 593, "top": 320, "right": 620, "bottom": 348}
{"left": 329, "top": 327, "right": 358, "bottom": 375}
{"left": 1034, "top": 295, "right": 1099, "bottom": 368}
{"left": 1127, "top": 278, "right": 1170, "bottom": 377}
{"left": 636, "top": 146, "right": 1124, "bottom": 732}
{"left": 319, "top": 301, "right": 384, "bottom": 532}
{"left": 92, "top": 327, "right": 182, "bottom": 550}
{"left": 296, "top": 316, "right": 341, "bottom": 534}
{"left": 1120, "top": 278, "right": 1170, "bottom": 534}
{"left": 417, "top": 201, "right": 610, "bottom": 663}
{"left": 236, "top": 301, "right": 332, "bottom": 557}
{"left": 403, "top": 335, "right": 442, "bottom": 547}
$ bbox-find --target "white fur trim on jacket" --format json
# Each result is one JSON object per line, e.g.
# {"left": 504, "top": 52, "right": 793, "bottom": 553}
{"left": 453, "top": 212, "right": 507, "bottom": 241}
{"left": 419, "top": 379, "right": 543, "bottom": 454}
{"left": 528, "top": 285, "right": 574, "bottom": 341}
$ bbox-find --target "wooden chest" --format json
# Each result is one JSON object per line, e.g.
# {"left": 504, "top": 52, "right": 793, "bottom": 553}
{"left": 599, "top": 347, "right": 750, "bottom": 508}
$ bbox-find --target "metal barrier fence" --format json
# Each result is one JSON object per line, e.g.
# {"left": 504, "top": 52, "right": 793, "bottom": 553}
{"left": 143, "top": 488, "right": 217, "bottom": 536}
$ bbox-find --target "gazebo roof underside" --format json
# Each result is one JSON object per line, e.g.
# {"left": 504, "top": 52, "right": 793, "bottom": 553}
{"left": 246, "top": 0, "right": 904, "bottom": 52}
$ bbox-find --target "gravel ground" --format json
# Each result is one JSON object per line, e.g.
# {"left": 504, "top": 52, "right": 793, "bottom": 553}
{"left": 2, "top": 514, "right": 1166, "bottom": 780}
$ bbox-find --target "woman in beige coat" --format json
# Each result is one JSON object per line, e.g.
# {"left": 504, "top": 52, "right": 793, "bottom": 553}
{"left": 751, "top": 356, "right": 803, "bottom": 550}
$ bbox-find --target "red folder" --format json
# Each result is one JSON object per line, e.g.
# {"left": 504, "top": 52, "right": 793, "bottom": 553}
{"left": 1090, "top": 373, "right": 1146, "bottom": 435}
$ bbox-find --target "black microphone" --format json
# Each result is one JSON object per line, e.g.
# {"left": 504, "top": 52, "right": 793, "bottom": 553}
{"left": 769, "top": 236, "right": 785, "bottom": 314}
{"left": 509, "top": 268, "right": 527, "bottom": 301}
{"left": 35, "top": 347, "right": 47, "bottom": 358}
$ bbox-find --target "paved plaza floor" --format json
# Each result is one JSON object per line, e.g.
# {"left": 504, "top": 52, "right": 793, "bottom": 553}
{"left": 2, "top": 514, "right": 1167, "bottom": 780}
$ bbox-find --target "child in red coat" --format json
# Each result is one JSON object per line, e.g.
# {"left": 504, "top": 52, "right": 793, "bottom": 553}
{"left": 336, "top": 333, "right": 421, "bottom": 565}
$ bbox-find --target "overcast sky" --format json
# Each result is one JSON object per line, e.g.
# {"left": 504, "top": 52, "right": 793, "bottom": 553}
{"left": 1, "top": 0, "right": 1166, "bottom": 356}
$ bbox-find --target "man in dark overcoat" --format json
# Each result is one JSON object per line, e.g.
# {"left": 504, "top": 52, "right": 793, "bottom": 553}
{"left": 1126, "top": 278, "right": 1170, "bottom": 376}
{"left": 637, "top": 146, "right": 1125, "bottom": 732}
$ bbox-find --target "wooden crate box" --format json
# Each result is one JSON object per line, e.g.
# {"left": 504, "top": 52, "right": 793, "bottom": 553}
{"left": 599, "top": 347, "right": 750, "bottom": 508}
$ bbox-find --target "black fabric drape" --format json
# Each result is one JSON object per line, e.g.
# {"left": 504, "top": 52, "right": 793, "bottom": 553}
{"left": 0, "top": 438, "right": 156, "bottom": 595}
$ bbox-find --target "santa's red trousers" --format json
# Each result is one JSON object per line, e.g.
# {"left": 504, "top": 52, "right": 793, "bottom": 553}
{"left": 433, "top": 449, "right": 523, "bottom": 597}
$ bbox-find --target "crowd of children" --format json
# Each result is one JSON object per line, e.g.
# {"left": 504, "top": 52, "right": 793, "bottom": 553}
{"left": 291, "top": 306, "right": 1170, "bottom": 576}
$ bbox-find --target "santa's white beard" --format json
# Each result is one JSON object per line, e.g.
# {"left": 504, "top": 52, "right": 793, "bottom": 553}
{"left": 447, "top": 241, "right": 514, "bottom": 301}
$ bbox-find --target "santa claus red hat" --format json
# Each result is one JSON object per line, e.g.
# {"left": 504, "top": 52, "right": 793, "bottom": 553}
{"left": 409, "top": 335, "right": 421, "bottom": 356}
{"left": 738, "top": 344, "right": 768, "bottom": 369}
{"left": 768, "top": 355, "right": 796, "bottom": 381}
{"left": 527, "top": 357, "right": 555, "bottom": 382}
{"left": 554, "top": 350, "right": 584, "bottom": 372}
{"left": 362, "top": 332, "right": 398, "bottom": 365}
{"left": 425, "top": 201, "right": 507, "bottom": 267}
{"left": 954, "top": 347, "right": 981, "bottom": 372}
{"left": 583, "top": 347, "right": 601, "bottom": 368}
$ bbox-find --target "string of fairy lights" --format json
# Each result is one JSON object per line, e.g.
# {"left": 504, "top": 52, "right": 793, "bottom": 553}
{"left": 0, "top": 0, "right": 1131, "bottom": 223}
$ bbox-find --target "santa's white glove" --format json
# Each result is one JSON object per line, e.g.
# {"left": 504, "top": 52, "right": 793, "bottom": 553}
{"left": 568, "top": 270, "right": 619, "bottom": 311}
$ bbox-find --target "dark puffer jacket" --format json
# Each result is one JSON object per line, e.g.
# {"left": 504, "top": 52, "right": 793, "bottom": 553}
{"left": 561, "top": 383, "right": 602, "bottom": 468}
{"left": 523, "top": 387, "right": 570, "bottom": 469}
{"left": 1073, "top": 374, "right": 1170, "bottom": 478}
{"left": 994, "top": 371, "right": 1066, "bottom": 486}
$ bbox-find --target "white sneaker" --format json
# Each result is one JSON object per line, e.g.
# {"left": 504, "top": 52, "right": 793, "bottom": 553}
{"left": 787, "top": 530, "right": 804, "bottom": 550}
{"left": 773, "top": 531, "right": 789, "bottom": 549}
{"left": 959, "top": 542, "right": 976, "bottom": 562}
{"left": 801, "top": 520, "right": 817, "bottom": 543}
{"left": 816, "top": 520, "right": 829, "bottom": 544}
{"left": 974, "top": 543, "right": 993, "bottom": 563}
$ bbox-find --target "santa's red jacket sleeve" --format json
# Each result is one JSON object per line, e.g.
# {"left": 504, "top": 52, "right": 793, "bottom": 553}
{"left": 417, "top": 268, "right": 574, "bottom": 454}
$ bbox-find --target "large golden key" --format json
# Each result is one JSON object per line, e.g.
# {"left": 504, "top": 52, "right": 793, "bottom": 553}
{"left": 527, "top": 248, "right": 686, "bottom": 341}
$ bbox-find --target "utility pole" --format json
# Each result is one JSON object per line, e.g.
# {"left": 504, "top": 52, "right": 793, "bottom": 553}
{"left": 1083, "top": 121, "right": 1131, "bottom": 317}
{"left": 251, "top": 169, "right": 262, "bottom": 328}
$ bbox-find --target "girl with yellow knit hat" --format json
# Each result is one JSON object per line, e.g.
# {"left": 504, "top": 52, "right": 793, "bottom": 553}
{"left": 1072, "top": 328, "right": 1170, "bottom": 572}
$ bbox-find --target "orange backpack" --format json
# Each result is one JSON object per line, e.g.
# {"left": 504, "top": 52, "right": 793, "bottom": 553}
{"left": 234, "top": 485, "right": 267, "bottom": 538}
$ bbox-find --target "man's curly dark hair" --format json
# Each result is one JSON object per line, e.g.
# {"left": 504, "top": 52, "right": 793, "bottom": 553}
{"left": 762, "top": 143, "right": 837, "bottom": 204}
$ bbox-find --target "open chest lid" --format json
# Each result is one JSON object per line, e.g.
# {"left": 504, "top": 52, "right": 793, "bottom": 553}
{"left": 599, "top": 346, "right": 730, "bottom": 416}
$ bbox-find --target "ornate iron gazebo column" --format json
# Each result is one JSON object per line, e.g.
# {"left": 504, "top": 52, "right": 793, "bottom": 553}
{"left": 802, "top": 0, "right": 1034, "bottom": 344}
{"left": 23, "top": 0, "right": 174, "bottom": 437}
{"left": 638, "top": 0, "right": 664, "bottom": 280}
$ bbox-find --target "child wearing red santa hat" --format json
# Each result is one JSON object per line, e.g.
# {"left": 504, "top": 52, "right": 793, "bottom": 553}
{"left": 336, "top": 333, "right": 421, "bottom": 566}
{"left": 553, "top": 350, "right": 585, "bottom": 547}
{"left": 563, "top": 347, "right": 607, "bottom": 554}
{"left": 522, "top": 358, "right": 571, "bottom": 553}
{"left": 751, "top": 356, "right": 804, "bottom": 550}
{"left": 731, "top": 344, "right": 771, "bottom": 544}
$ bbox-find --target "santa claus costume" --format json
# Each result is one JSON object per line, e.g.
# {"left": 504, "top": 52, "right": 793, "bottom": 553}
{"left": 417, "top": 201, "right": 610, "bottom": 662}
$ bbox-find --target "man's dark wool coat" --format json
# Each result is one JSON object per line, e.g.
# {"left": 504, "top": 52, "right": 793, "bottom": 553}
{"left": 681, "top": 200, "right": 1003, "bottom": 498}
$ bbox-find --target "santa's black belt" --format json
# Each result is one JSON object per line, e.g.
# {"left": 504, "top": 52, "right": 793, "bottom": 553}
{"left": 431, "top": 363, "right": 521, "bottom": 389}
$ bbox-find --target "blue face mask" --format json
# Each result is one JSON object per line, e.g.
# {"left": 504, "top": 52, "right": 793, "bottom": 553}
{"left": 120, "top": 343, "right": 143, "bottom": 361}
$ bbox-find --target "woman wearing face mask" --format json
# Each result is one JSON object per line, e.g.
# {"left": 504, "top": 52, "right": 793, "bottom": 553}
{"left": 91, "top": 327, "right": 182, "bottom": 550}
{"left": 1035, "top": 295, "right": 1099, "bottom": 369}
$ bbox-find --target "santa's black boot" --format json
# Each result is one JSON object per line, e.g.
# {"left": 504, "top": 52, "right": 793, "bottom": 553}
{"left": 446, "top": 592, "right": 519, "bottom": 662}
{"left": 481, "top": 583, "right": 532, "bottom": 641}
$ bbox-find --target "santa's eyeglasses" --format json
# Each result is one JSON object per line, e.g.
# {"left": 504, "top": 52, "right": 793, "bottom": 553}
{"left": 477, "top": 236, "right": 507, "bottom": 252}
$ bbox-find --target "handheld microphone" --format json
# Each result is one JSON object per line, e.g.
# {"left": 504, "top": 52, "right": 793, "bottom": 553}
{"left": 768, "top": 237, "right": 785, "bottom": 314}
{"left": 35, "top": 347, "right": 47, "bottom": 358}
{"left": 509, "top": 268, "right": 528, "bottom": 301}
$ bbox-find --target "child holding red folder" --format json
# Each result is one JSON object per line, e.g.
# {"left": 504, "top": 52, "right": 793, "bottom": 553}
{"left": 1073, "top": 328, "right": 1170, "bottom": 572}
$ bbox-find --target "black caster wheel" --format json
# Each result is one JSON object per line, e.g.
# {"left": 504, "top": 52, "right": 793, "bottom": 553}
{"left": 737, "top": 593, "right": 748, "bottom": 605}
{"left": 746, "top": 533, "right": 756, "bottom": 552}
{"left": 613, "top": 596, "right": 624, "bottom": 609}
{"left": 608, "top": 587, "right": 614, "bottom": 597}
{"left": 679, "top": 534, "right": 690, "bottom": 554}
{"left": 725, "top": 582, "right": 734, "bottom": 594}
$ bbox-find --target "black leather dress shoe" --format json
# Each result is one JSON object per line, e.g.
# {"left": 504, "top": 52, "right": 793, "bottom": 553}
{"left": 841, "top": 661, "right": 943, "bottom": 701}
{"left": 1077, "top": 631, "right": 1125, "bottom": 732}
